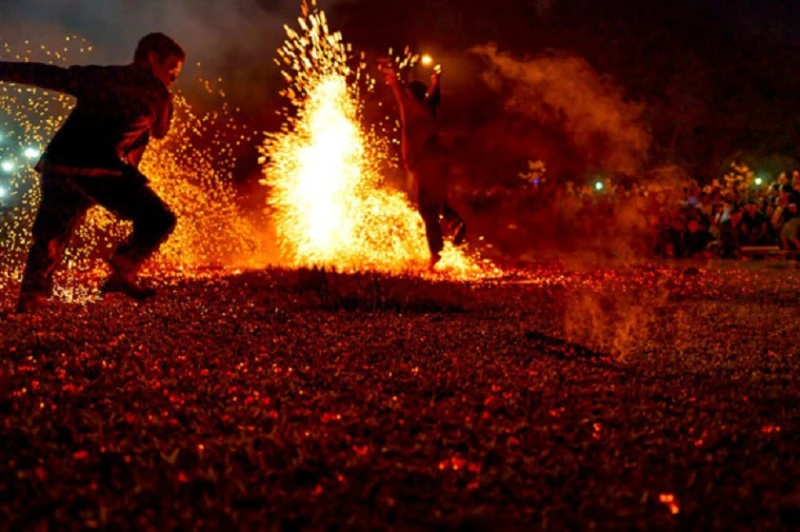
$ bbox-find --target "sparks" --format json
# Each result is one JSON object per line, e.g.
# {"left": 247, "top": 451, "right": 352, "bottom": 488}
{"left": 262, "top": 1, "right": 497, "bottom": 279}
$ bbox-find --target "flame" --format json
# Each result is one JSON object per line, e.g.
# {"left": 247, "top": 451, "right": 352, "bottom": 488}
{"left": 262, "top": 1, "right": 498, "bottom": 279}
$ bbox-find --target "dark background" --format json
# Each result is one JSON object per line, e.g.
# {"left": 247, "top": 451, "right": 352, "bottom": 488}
{"left": 2, "top": 0, "right": 798, "bottom": 187}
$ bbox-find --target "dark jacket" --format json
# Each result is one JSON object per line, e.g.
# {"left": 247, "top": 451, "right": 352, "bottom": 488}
{"left": 0, "top": 61, "right": 172, "bottom": 176}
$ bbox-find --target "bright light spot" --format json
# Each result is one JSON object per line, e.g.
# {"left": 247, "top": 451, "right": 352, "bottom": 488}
{"left": 1, "top": 161, "right": 15, "bottom": 173}
{"left": 260, "top": 4, "right": 493, "bottom": 279}
{"left": 0, "top": 186, "right": 6, "bottom": 198}
{"left": 754, "top": 177, "right": 763, "bottom": 186}
{"left": 23, "top": 147, "right": 40, "bottom": 159}
{"left": 594, "top": 181, "right": 604, "bottom": 191}
{"left": 421, "top": 54, "right": 433, "bottom": 66}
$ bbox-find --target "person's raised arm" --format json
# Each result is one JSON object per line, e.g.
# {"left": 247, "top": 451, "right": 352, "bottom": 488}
{"left": 379, "top": 61, "right": 413, "bottom": 123}
{"left": 0, "top": 61, "right": 80, "bottom": 95}
{"left": 426, "top": 64, "right": 441, "bottom": 116}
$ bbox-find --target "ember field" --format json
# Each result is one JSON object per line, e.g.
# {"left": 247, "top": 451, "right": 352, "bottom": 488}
{"left": 1, "top": 263, "right": 799, "bottom": 529}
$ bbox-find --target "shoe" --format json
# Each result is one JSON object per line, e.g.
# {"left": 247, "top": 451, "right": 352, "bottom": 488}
{"left": 15, "top": 292, "right": 52, "bottom": 314}
{"left": 101, "top": 273, "right": 156, "bottom": 301}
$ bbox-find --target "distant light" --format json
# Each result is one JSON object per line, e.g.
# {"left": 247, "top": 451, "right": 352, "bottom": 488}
{"left": 754, "top": 177, "right": 763, "bottom": 186}
{"left": 421, "top": 54, "right": 433, "bottom": 66}
{"left": 0, "top": 186, "right": 6, "bottom": 198}
{"left": 23, "top": 147, "right": 41, "bottom": 159}
{"left": 594, "top": 181, "right": 604, "bottom": 191}
{"left": 1, "top": 160, "right": 15, "bottom": 173}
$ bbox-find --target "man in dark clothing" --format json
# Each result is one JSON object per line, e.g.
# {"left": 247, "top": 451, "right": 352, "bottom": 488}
{"left": 684, "top": 218, "right": 712, "bottom": 257}
{"left": 0, "top": 33, "right": 185, "bottom": 313}
{"left": 737, "top": 201, "right": 770, "bottom": 246}
{"left": 380, "top": 60, "right": 465, "bottom": 269}
{"left": 666, "top": 215, "right": 687, "bottom": 258}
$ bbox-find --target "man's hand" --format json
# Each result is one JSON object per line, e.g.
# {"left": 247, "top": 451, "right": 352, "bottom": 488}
{"left": 377, "top": 58, "right": 399, "bottom": 84}
{"left": 431, "top": 63, "right": 442, "bottom": 84}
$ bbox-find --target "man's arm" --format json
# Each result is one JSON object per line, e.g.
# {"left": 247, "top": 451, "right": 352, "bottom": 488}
{"left": 382, "top": 66, "right": 411, "bottom": 122}
{"left": 0, "top": 61, "right": 79, "bottom": 94}
{"left": 152, "top": 96, "right": 174, "bottom": 140}
{"left": 426, "top": 64, "right": 441, "bottom": 116}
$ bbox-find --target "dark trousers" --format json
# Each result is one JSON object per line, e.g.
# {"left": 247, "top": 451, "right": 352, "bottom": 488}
{"left": 418, "top": 199, "right": 465, "bottom": 259}
{"left": 412, "top": 156, "right": 465, "bottom": 260}
{"left": 20, "top": 171, "right": 176, "bottom": 295}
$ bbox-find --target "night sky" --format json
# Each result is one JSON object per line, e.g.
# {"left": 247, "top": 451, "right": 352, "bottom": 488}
{"left": 0, "top": 0, "right": 797, "bottom": 63}
{"left": 687, "top": 0, "right": 800, "bottom": 43}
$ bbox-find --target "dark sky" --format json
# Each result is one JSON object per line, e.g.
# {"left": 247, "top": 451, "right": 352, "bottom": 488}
{"left": 688, "top": 0, "right": 800, "bottom": 44}
{"left": 0, "top": 0, "right": 796, "bottom": 66}
{"left": 0, "top": 0, "right": 334, "bottom": 73}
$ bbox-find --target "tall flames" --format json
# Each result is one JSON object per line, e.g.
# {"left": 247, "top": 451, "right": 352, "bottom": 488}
{"left": 262, "top": 1, "right": 495, "bottom": 278}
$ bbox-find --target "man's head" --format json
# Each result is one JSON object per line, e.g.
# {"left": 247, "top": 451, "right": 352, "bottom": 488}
{"left": 134, "top": 33, "right": 185, "bottom": 88}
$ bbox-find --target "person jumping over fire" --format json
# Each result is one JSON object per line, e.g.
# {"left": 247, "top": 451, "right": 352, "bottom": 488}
{"left": 0, "top": 33, "right": 185, "bottom": 313}
{"left": 379, "top": 59, "right": 466, "bottom": 269}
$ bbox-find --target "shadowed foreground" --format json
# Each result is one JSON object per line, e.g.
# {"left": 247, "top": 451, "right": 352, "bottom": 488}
{"left": 1, "top": 264, "right": 799, "bottom": 529}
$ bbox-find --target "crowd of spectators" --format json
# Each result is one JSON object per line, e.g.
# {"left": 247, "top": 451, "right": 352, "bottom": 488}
{"left": 483, "top": 160, "right": 800, "bottom": 260}
{"left": 656, "top": 168, "right": 800, "bottom": 259}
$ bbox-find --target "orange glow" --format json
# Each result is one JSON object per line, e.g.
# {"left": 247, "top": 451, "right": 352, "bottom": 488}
{"left": 262, "top": 1, "right": 499, "bottom": 279}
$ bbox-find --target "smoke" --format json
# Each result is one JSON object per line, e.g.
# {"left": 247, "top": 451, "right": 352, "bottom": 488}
{"left": 0, "top": 0, "right": 332, "bottom": 111}
{"left": 471, "top": 43, "right": 650, "bottom": 176}
{"left": 561, "top": 277, "right": 672, "bottom": 362}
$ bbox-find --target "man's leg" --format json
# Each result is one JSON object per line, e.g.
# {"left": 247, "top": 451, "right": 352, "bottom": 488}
{"left": 414, "top": 157, "right": 451, "bottom": 267}
{"left": 18, "top": 175, "right": 88, "bottom": 312}
{"left": 442, "top": 203, "right": 466, "bottom": 246}
{"left": 419, "top": 199, "right": 444, "bottom": 267}
{"left": 72, "top": 170, "right": 176, "bottom": 298}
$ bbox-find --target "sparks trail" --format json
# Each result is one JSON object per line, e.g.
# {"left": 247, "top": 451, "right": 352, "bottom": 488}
{"left": 261, "top": 0, "right": 499, "bottom": 279}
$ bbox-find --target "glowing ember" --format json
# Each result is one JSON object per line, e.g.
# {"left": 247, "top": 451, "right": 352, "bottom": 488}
{"left": 262, "top": 0, "right": 497, "bottom": 278}
{"left": 658, "top": 493, "right": 680, "bottom": 515}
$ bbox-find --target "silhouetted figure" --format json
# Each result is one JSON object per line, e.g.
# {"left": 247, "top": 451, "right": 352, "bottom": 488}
{"left": 380, "top": 60, "right": 465, "bottom": 268}
{"left": 737, "top": 201, "right": 770, "bottom": 246}
{"left": 0, "top": 33, "right": 185, "bottom": 313}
